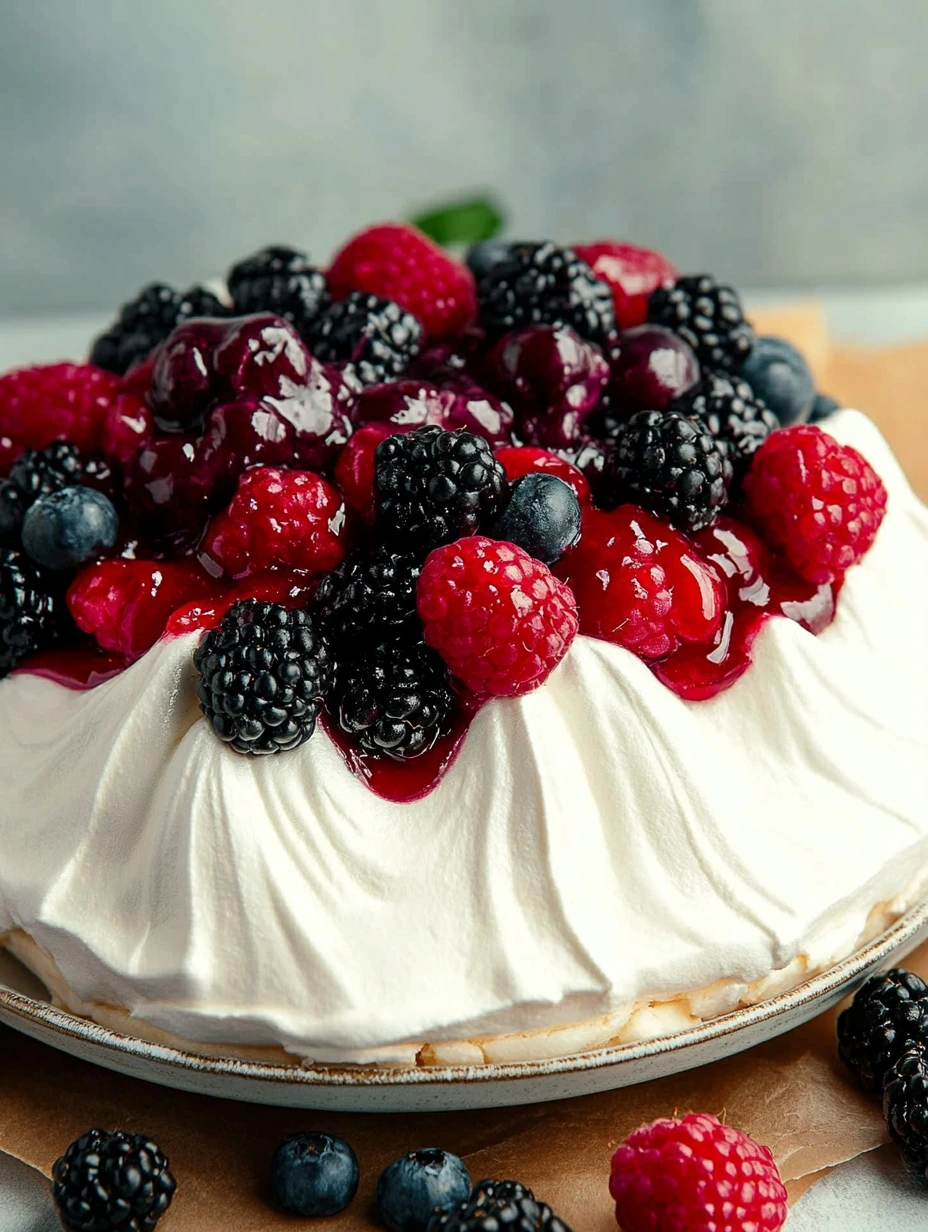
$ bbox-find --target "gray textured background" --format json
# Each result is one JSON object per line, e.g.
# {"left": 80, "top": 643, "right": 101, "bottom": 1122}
{"left": 1, "top": 0, "right": 927, "bottom": 316}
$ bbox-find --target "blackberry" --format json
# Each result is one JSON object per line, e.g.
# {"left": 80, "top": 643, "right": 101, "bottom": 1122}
{"left": 477, "top": 241, "right": 615, "bottom": 347}
{"left": 90, "top": 282, "right": 229, "bottom": 375}
{"left": 227, "top": 244, "right": 330, "bottom": 340}
{"left": 332, "top": 640, "right": 455, "bottom": 761}
{"left": 602, "top": 409, "right": 732, "bottom": 532}
{"left": 315, "top": 546, "right": 423, "bottom": 655}
{"left": 194, "top": 600, "right": 332, "bottom": 755}
{"left": 884, "top": 1048, "right": 928, "bottom": 1182}
{"left": 648, "top": 274, "right": 755, "bottom": 371}
{"left": 309, "top": 291, "right": 422, "bottom": 385}
{"left": 681, "top": 370, "right": 779, "bottom": 480}
{"left": 52, "top": 1127, "right": 176, "bottom": 1232}
{"left": 0, "top": 441, "right": 114, "bottom": 546}
{"left": 375, "top": 425, "right": 508, "bottom": 552}
{"left": 0, "top": 548, "right": 61, "bottom": 675}
{"left": 428, "top": 1179, "right": 573, "bottom": 1232}
{"left": 838, "top": 968, "right": 928, "bottom": 1092}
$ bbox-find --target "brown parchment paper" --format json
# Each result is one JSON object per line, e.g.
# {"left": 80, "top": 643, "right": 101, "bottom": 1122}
{"left": 0, "top": 306, "right": 926, "bottom": 1229}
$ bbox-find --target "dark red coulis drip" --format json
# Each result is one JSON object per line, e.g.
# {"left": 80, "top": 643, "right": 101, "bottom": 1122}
{"left": 13, "top": 645, "right": 128, "bottom": 690}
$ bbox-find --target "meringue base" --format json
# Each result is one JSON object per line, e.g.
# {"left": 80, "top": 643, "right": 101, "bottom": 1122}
{"left": 2, "top": 875, "right": 920, "bottom": 1069}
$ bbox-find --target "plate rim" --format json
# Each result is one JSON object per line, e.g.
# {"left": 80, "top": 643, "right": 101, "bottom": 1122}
{"left": 1, "top": 903, "right": 926, "bottom": 1088}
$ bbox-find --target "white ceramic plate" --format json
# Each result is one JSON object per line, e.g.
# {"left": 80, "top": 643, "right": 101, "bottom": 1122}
{"left": 1, "top": 907, "right": 926, "bottom": 1112}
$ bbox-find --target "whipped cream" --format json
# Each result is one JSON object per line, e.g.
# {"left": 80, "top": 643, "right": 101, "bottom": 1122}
{"left": 1, "top": 410, "right": 926, "bottom": 1062}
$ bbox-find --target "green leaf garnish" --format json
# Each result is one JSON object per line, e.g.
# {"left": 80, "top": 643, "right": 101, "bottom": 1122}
{"left": 410, "top": 195, "right": 505, "bottom": 247}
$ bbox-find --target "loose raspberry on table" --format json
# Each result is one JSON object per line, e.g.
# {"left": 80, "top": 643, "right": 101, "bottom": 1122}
{"left": 494, "top": 445, "right": 591, "bottom": 504}
{"left": 327, "top": 222, "right": 476, "bottom": 341}
{"left": 573, "top": 240, "right": 678, "bottom": 329}
{"left": 0, "top": 363, "right": 122, "bottom": 454}
{"left": 610, "top": 1113, "right": 788, "bottom": 1232}
{"left": 743, "top": 424, "right": 888, "bottom": 583}
{"left": 199, "top": 467, "right": 348, "bottom": 580}
{"left": 556, "top": 506, "right": 725, "bottom": 661}
{"left": 417, "top": 536, "right": 578, "bottom": 697}
{"left": 67, "top": 559, "right": 224, "bottom": 660}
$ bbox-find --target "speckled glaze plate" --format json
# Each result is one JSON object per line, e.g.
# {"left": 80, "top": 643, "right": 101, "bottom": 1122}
{"left": 1, "top": 907, "right": 926, "bottom": 1112}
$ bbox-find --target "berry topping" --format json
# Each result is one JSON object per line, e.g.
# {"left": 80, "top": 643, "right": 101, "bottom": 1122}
{"left": 744, "top": 424, "right": 887, "bottom": 582}
{"left": 355, "top": 379, "right": 515, "bottom": 448}
{"left": 648, "top": 274, "right": 755, "bottom": 371}
{"left": 573, "top": 240, "right": 679, "bottom": 329}
{"left": 310, "top": 291, "right": 423, "bottom": 385}
{"left": 0, "top": 440, "right": 110, "bottom": 545}
{"left": 328, "top": 222, "right": 476, "bottom": 341}
{"left": 681, "top": 370, "right": 779, "bottom": 480}
{"left": 883, "top": 1048, "right": 928, "bottom": 1181}
{"left": 488, "top": 473, "right": 581, "bottom": 565}
{"left": 334, "top": 422, "right": 392, "bottom": 523}
{"left": 418, "top": 536, "right": 578, "bottom": 697}
{"left": 315, "top": 546, "right": 423, "bottom": 654}
{"left": 0, "top": 362, "right": 121, "bottom": 454}
{"left": 377, "top": 1149, "right": 472, "bottom": 1232}
{"left": 0, "top": 547, "right": 62, "bottom": 675}
{"left": 194, "top": 600, "right": 332, "bottom": 755}
{"left": 212, "top": 313, "right": 316, "bottom": 400}
{"left": 375, "top": 425, "right": 508, "bottom": 553}
{"left": 494, "top": 445, "right": 590, "bottom": 504}
{"left": 477, "top": 241, "right": 615, "bottom": 347}
{"left": 610, "top": 1113, "right": 787, "bottom": 1232}
{"left": 464, "top": 239, "right": 515, "bottom": 282}
{"left": 68, "top": 559, "right": 223, "bottom": 660}
{"left": 199, "top": 466, "right": 347, "bottom": 580}
{"left": 22, "top": 486, "right": 119, "bottom": 571}
{"left": 331, "top": 640, "right": 455, "bottom": 761}
{"left": 837, "top": 968, "right": 928, "bottom": 1092}
{"left": 270, "top": 1131, "right": 359, "bottom": 1218}
{"left": 602, "top": 409, "right": 732, "bottom": 532}
{"left": 90, "top": 282, "right": 229, "bottom": 375}
{"left": 227, "top": 245, "right": 330, "bottom": 339}
{"left": 148, "top": 319, "right": 228, "bottom": 433}
{"left": 99, "top": 392, "right": 154, "bottom": 467}
{"left": 557, "top": 506, "right": 724, "bottom": 660}
{"left": 52, "top": 1127, "right": 176, "bottom": 1232}
{"left": 608, "top": 323, "right": 701, "bottom": 412}
{"left": 429, "top": 1178, "right": 572, "bottom": 1232}
{"left": 484, "top": 325, "right": 609, "bottom": 449}
{"left": 809, "top": 391, "right": 840, "bottom": 423}
{"left": 738, "top": 335, "right": 815, "bottom": 426}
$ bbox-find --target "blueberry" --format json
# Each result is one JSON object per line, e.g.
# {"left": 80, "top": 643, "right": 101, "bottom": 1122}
{"left": 376, "top": 1148, "right": 471, "bottom": 1232}
{"left": 21, "top": 486, "right": 119, "bottom": 571}
{"left": 737, "top": 335, "right": 815, "bottom": 426}
{"left": 270, "top": 1132, "right": 359, "bottom": 1218}
{"left": 488, "top": 472, "right": 581, "bottom": 565}
{"left": 465, "top": 240, "right": 514, "bottom": 282}
{"left": 809, "top": 391, "right": 841, "bottom": 423}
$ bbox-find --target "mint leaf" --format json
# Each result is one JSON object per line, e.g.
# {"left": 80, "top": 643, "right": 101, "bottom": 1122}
{"left": 410, "top": 196, "right": 505, "bottom": 247}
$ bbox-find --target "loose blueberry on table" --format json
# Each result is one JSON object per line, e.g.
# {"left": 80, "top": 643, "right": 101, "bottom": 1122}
{"left": 270, "top": 1131, "right": 359, "bottom": 1217}
{"left": 0, "top": 224, "right": 888, "bottom": 800}
{"left": 376, "top": 1148, "right": 472, "bottom": 1232}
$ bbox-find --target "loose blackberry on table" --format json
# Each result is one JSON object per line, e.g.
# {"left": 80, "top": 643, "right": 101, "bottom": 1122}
{"left": 884, "top": 1048, "right": 928, "bottom": 1183}
{"left": 680, "top": 369, "right": 779, "bottom": 480}
{"left": 0, "top": 547, "right": 62, "bottom": 675}
{"left": 226, "top": 244, "right": 330, "bottom": 339}
{"left": 52, "top": 1127, "right": 176, "bottom": 1232}
{"left": 477, "top": 241, "right": 615, "bottom": 347}
{"left": 428, "top": 1177, "right": 573, "bottom": 1232}
{"left": 648, "top": 273, "right": 755, "bottom": 371}
{"left": 374, "top": 425, "right": 508, "bottom": 552}
{"left": 194, "top": 599, "right": 332, "bottom": 755}
{"left": 309, "top": 291, "right": 423, "bottom": 385}
{"left": 837, "top": 967, "right": 928, "bottom": 1092}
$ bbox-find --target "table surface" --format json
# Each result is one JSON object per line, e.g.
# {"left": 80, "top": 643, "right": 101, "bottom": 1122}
{"left": 1, "top": 297, "right": 927, "bottom": 1230}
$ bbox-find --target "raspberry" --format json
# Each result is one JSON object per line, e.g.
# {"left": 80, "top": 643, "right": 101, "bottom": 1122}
{"left": 310, "top": 292, "right": 423, "bottom": 386}
{"left": 602, "top": 409, "right": 732, "bottom": 532}
{"left": 99, "top": 391, "right": 154, "bottom": 467}
{"left": 199, "top": 467, "right": 348, "bottom": 580}
{"left": 477, "top": 242, "right": 615, "bottom": 348}
{"left": 648, "top": 275, "right": 755, "bottom": 371}
{"left": 556, "top": 506, "right": 725, "bottom": 660}
{"left": 0, "top": 363, "right": 122, "bottom": 454}
{"left": 194, "top": 600, "right": 332, "bottom": 755}
{"left": 375, "top": 425, "right": 508, "bottom": 553}
{"left": 494, "top": 445, "right": 590, "bottom": 504}
{"left": 0, "top": 548, "right": 63, "bottom": 675}
{"left": 335, "top": 423, "right": 392, "bottom": 523}
{"left": 68, "top": 559, "right": 223, "bottom": 660}
{"left": 417, "top": 536, "right": 578, "bottom": 697}
{"left": 884, "top": 1048, "right": 928, "bottom": 1181}
{"left": 744, "top": 425, "right": 888, "bottom": 583}
{"left": 328, "top": 223, "right": 476, "bottom": 341}
{"left": 610, "top": 1113, "right": 787, "bottom": 1232}
{"left": 166, "top": 571, "right": 317, "bottom": 637}
{"left": 573, "top": 240, "right": 678, "bottom": 329}
{"left": 53, "top": 1127, "right": 176, "bottom": 1232}
{"left": 227, "top": 245, "right": 330, "bottom": 340}
{"left": 837, "top": 968, "right": 928, "bottom": 1093}
{"left": 681, "top": 370, "right": 779, "bottom": 481}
